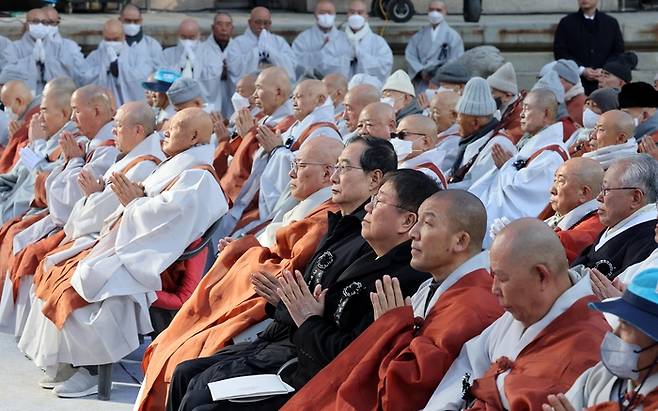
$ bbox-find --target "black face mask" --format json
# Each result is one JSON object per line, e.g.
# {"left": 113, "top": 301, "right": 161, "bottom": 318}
{"left": 494, "top": 97, "right": 503, "bottom": 110}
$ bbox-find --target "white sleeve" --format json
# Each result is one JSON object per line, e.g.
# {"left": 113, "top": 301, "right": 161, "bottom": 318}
{"left": 355, "top": 35, "right": 393, "bottom": 81}
{"left": 404, "top": 32, "right": 425, "bottom": 78}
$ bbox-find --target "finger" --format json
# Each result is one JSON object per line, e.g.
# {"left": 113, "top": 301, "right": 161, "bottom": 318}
{"left": 404, "top": 296, "right": 412, "bottom": 306}
{"left": 313, "top": 284, "right": 322, "bottom": 299}
{"left": 392, "top": 277, "right": 404, "bottom": 307}
{"left": 374, "top": 279, "right": 386, "bottom": 301}
{"left": 370, "top": 292, "right": 382, "bottom": 318}
{"left": 292, "top": 270, "right": 310, "bottom": 298}
{"left": 382, "top": 275, "right": 396, "bottom": 308}
{"left": 276, "top": 287, "right": 292, "bottom": 308}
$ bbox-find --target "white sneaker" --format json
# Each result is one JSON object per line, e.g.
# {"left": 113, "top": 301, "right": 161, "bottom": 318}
{"left": 39, "top": 363, "right": 77, "bottom": 389}
{"left": 52, "top": 368, "right": 99, "bottom": 398}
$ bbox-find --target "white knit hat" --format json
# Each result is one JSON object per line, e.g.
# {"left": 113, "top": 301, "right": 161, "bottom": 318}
{"left": 532, "top": 70, "right": 565, "bottom": 104}
{"left": 457, "top": 77, "right": 497, "bottom": 116}
{"left": 382, "top": 69, "right": 415, "bottom": 97}
{"left": 486, "top": 62, "right": 518, "bottom": 95}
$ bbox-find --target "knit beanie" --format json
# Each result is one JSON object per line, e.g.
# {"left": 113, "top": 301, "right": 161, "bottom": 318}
{"left": 532, "top": 70, "right": 565, "bottom": 104}
{"left": 553, "top": 59, "right": 580, "bottom": 85}
{"left": 588, "top": 88, "right": 620, "bottom": 113}
{"left": 432, "top": 62, "right": 472, "bottom": 85}
{"left": 456, "top": 77, "right": 497, "bottom": 116}
{"left": 538, "top": 61, "right": 557, "bottom": 79}
{"left": 603, "top": 52, "right": 638, "bottom": 84}
{"left": 382, "top": 69, "right": 415, "bottom": 97}
{"left": 486, "top": 62, "right": 518, "bottom": 95}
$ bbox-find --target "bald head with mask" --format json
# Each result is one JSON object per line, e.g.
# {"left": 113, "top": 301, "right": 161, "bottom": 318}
{"left": 248, "top": 6, "right": 272, "bottom": 37}
{"left": 396, "top": 114, "right": 439, "bottom": 159}
{"left": 162, "top": 107, "right": 213, "bottom": 157}
{"left": 491, "top": 218, "right": 571, "bottom": 328}
{"left": 322, "top": 73, "right": 348, "bottom": 111}
{"left": 357, "top": 102, "right": 396, "bottom": 139}
{"left": 590, "top": 109, "right": 635, "bottom": 151}
{"left": 343, "top": 84, "right": 380, "bottom": 132}
{"left": 178, "top": 18, "right": 201, "bottom": 44}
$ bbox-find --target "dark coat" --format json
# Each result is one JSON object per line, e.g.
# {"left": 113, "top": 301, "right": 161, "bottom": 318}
{"left": 571, "top": 219, "right": 657, "bottom": 280}
{"left": 553, "top": 9, "right": 624, "bottom": 94}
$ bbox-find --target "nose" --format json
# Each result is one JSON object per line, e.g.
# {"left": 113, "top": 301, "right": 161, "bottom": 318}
{"left": 409, "top": 222, "right": 419, "bottom": 240}
{"left": 491, "top": 277, "right": 500, "bottom": 296}
{"left": 289, "top": 166, "right": 296, "bottom": 179}
{"left": 596, "top": 190, "right": 605, "bottom": 202}
{"left": 364, "top": 200, "right": 373, "bottom": 213}
{"left": 330, "top": 168, "right": 340, "bottom": 183}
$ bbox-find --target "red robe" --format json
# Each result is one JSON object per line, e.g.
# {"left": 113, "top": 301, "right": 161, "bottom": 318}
{"left": 0, "top": 105, "right": 41, "bottom": 173}
{"left": 467, "top": 295, "right": 610, "bottom": 411}
{"left": 136, "top": 200, "right": 339, "bottom": 411}
{"left": 567, "top": 94, "right": 586, "bottom": 127}
{"left": 556, "top": 213, "right": 604, "bottom": 264}
{"left": 282, "top": 269, "right": 504, "bottom": 411}
{"left": 584, "top": 388, "right": 658, "bottom": 410}
{"left": 494, "top": 92, "right": 526, "bottom": 145}
{"left": 561, "top": 115, "right": 580, "bottom": 143}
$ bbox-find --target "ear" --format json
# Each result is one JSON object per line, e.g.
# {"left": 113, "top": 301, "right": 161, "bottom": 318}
{"left": 399, "top": 211, "right": 418, "bottom": 233}
{"left": 453, "top": 231, "right": 471, "bottom": 254}
{"left": 318, "top": 95, "right": 327, "bottom": 106}
{"left": 368, "top": 169, "right": 384, "bottom": 191}
{"left": 535, "top": 263, "right": 551, "bottom": 290}
{"left": 631, "top": 188, "right": 645, "bottom": 208}
{"left": 322, "top": 164, "right": 333, "bottom": 181}
{"left": 580, "top": 184, "right": 593, "bottom": 202}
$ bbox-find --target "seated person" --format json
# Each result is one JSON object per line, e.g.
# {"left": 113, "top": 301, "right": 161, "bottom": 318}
{"left": 583, "top": 110, "right": 638, "bottom": 169}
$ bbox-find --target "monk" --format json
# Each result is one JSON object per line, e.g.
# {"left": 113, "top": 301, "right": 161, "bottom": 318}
{"left": 342, "top": 83, "right": 380, "bottom": 139}
{"left": 283, "top": 190, "right": 504, "bottom": 411}
{"left": 355, "top": 102, "right": 415, "bottom": 160}
{"left": 18, "top": 108, "right": 229, "bottom": 398}
{"left": 0, "top": 84, "right": 117, "bottom": 338}
{"left": 136, "top": 136, "right": 396, "bottom": 411}
{"left": 583, "top": 110, "right": 638, "bottom": 169}
{"left": 0, "top": 79, "right": 41, "bottom": 173}
{"left": 424, "top": 218, "right": 610, "bottom": 410}
{"left": 397, "top": 114, "right": 447, "bottom": 187}
{"left": 429, "top": 89, "right": 461, "bottom": 171}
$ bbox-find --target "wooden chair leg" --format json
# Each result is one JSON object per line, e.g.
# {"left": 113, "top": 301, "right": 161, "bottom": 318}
{"left": 97, "top": 363, "right": 113, "bottom": 400}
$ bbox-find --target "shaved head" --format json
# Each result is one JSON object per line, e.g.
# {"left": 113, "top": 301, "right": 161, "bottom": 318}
{"left": 430, "top": 90, "right": 460, "bottom": 133}
{"left": 290, "top": 136, "right": 343, "bottom": 200}
{"left": 26, "top": 8, "right": 45, "bottom": 22}
{"left": 357, "top": 102, "right": 396, "bottom": 139}
{"left": 315, "top": 0, "right": 336, "bottom": 14}
{"left": 491, "top": 218, "right": 571, "bottom": 327}
{"left": 562, "top": 157, "right": 604, "bottom": 193}
{"left": 120, "top": 3, "right": 141, "bottom": 19}
{"left": 550, "top": 157, "right": 604, "bottom": 216}
{"left": 249, "top": 6, "right": 272, "bottom": 37}
{"left": 591, "top": 109, "right": 635, "bottom": 150}
{"left": 121, "top": 101, "right": 156, "bottom": 135}
{"left": 44, "top": 77, "right": 77, "bottom": 96}
{"left": 397, "top": 114, "right": 439, "bottom": 157}
{"left": 343, "top": 84, "right": 380, "bottom": 131}
{"left": 255, "top": 67, "right": 292, "bottom": 115}
{"left": 178, "top": 18, "right": 200, "bottom": 39}
{"left": 304, "top": 135, "right": 343, "bottom": 165}
{"left": 71, "top": 85, "right": 114, "bottom": 137}
{"left": 42, "top": 6, "right": 59, "bottom": 22}
{"left": 40, "top": 89, "right": 72, "bottom": 136}
{"left": 103, "top": 18, "right": 124, "bottom": 41}
{"left": 162, "top": 107, "right": 213, "bottom": 157}
{"left": 292, "top": 79, "right": 327, "bottom": 120}
{"left": 236, "top": 74, "right": 257, "bottom": 99}
{"left": 0, "top": 80, "right": 34, "bottom": 118}
{"left": 74, "top": 85, "right": 113, "bottom": 115}
{"left": 429, "top": 189, "right": 486, "bottom": 250}
{"left": 113, "top": 101, "right": 155, "bottom": 153}
{"left": 322, "top": 73, "right": 348, "bottom": 107}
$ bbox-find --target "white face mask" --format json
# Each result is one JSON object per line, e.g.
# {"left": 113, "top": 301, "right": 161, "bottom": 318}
{"left": 316, "top": 13, "right": 336, "bottom": 29}
{"left": 231, "top": 92, "right": 250, "bottom": 112}
{"left": 380, "top": 97, "right": 395, "bottom": 107}
{"left": 582, "top": 108, "right": 600, "bottom": 129}
{"left": 600, "top": 332, "right": 644, "bottom": 380}
{"left": 122, "top": 23, "right": 141, "bottom": 37}
{"left": 428, "top": 10, "right": 445, "bottom": 25}
{"left": 47, "top": 25, "right": 59, "bottom": 38}
{"left": 634, "top": 117, "right": 641, "bottom": 127}
{"left": 179, "top": 38, "right": 199, "bottom": 50}
{"left": 105, "top": 40, "right": 124, "bottom": 55}
{"left": 28, "top": 23, "right": 49, "bottom": 40}
{"left": 347, "top": 14, "right": 366, "bottom": 31}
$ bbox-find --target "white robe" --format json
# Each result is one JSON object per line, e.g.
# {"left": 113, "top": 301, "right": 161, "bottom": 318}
{"left": 617, "top": 247, "right": 658, "bottom": 286}
{"left": 405, "top": 23, "right": 464, "bottom": 90}
{"left": 582, "top": 138, "right": 639, "bottom": 169}
{"left": 345, "top": 24, "right": 393, "bottom": 83}
{"left": 258, "top": 102, "right": 341, "bottom": 218}
{"left": 545, "top": 199, "right": 599, "bottom": 230}
{"left": 163, "top": 37, "right": 232, "bottom": 116}
{"left": 566, "top": 362, "right": 658, "bottom": 410}
{"left": 448, "top": 131, "right": 517, "bottom": 191}
{"left": 436, "top": 123, "right": 461, "bottom": 174}
{"left": 0, "top": 34, "right": 10, "bottom": 71}
{"left": 400, "top": 147, "right": 447, "bottom": 188}
{"left": 226, "top": 28, "right": 296, "bottom": 84}
{"left": 292, "top": 25, "right": 353, "bottom": 80}
{"left": 80, "top": 40, "right": 154, "bottom": 106}
{"left": 18, "top": 144, "right": 229, "bottom": 368}
{"left": 469, "top": 122, "right": 567, "bottom": 240}
{"left": 0, "top": 33, "right": 85, "bottom": 94}
{"left": 423, "top": 271, "right": 592, "bottom": 410}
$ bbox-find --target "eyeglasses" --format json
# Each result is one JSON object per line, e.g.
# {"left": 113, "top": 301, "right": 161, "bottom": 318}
{"left": 331, "top": 163, "right": 364, "bottom": 175}
{"left": 392, "top": 130, "right": 426, "bottom": 140}
{"left": 599, "top": 186, "right": 643, "bottom": 197}
{"left": 370, "top": 194, "right": 416, "bottom": 214}
{"left": 289, "top": 160, "right": 330, "bottom": 173}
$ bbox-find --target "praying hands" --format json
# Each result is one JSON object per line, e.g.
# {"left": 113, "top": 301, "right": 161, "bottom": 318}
{"left": 277, "top": 269, "right": 326, "bottom": 327}
{"left": 370, "top": 275, "right": 411, "bottom": 320}
{"left": 109, "top": 171, "right": 144, "bottom": 206}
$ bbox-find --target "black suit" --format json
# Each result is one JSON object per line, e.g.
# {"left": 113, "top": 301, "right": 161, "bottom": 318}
{"left": 553, "top": 9, "right": 624, "bottom": 94}
{"left": 571, "top": 219, "right": 657, "bottom": 280}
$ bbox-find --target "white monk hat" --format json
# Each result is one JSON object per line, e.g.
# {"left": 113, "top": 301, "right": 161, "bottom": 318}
{"left": 456, "top": 77, "right": 497, "bottom": 116}
{"left": 486, "top": 62, "right": 518, "bottom": 95}
{"left": 382, "top": 69, "right": 415, "bottom": 97}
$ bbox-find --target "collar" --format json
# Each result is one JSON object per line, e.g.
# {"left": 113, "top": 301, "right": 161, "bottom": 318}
{"left": 262, "top": 100, "right": 294, "bottom": 127}
{"left": 515, "top": 122, "right": 564, "bottom": 157}
{"left": 580, "top": 9, "right": 597, "bottom": 20}
{"left": 582, "top": 138, "right": 639, "bottom": 169}
{"left": 556, "top": 199, "right": 599, "bottom": 231}
{"left": 126, "top": 29, "right": 144, "bottom": 46}
{"left": 438, "top": 123, "right": 460, "bottom": 138}
{"left": 596, "top": 203, "right": 658, "bottom": 251}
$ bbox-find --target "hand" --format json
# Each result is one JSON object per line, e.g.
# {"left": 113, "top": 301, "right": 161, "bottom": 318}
{"left": 256, "top": 125, "right": 282, "bottom": 154}
{"left": 542, "top": 393, "right": 576, "bottom": 411}
{"left": 211, "top": 111, "right": 230, "bottom": 143}
{"left": 589, "top": 268, "right": 623, "bottom": 300}
{"left": 217, "top": 236, "right": 235, "bottom": 253}
{"left": 639, "top": 137, "right": 658, "bottom": 160}
{"left": 8, "top": 120, "right": 21, "bottom": 138}
{"left": 417, "top": 92, "right": 430, "bottom": 110}
{"left": 27, "top": 114, "right": 47, "bottom": 143}
{"left": 582, "top": 67, "right": 601, "bottom": 81}
{"left": 109, "top": 171, "right": 144, "bottom": 206}
{"left": 492, "top": 144, "right": 513, "bottom": 169}
{"left": 77, "top": 169, "right": 105, "bottom": 196}
{"left": 235, "top": 109, "right": 257, "bottom": 138}
{"left": 276, "top": 269, "right": 326, "bottom": 327}
{"left": 59, "top": 131, "right": 85, "bottom": 161}
{"left": 252, "top": 270, "right": 282, "bottom": 306}
{"left": 370, "top": 275, "right": 411, "bottom": 321}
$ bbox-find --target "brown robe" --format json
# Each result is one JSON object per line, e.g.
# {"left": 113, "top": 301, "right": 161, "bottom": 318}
{"left": 567, "top": 94, "right": 586, "bottom": 127}
{"left": 556, "top": 213, "right": 605, "bottom": 264}
{"left": 494, "top": 91, "right": 526, "bottom": 145}
{"left": 136, "top": 200, "right": 339, "bottom": 411}
{"left": 467, "top": 295, "right": 610, "bottom": 410}
{"left": 282, "top": 269, "right": 504, "bottom": 411}
{"left": 584, "top": 389, "right": 658, "bottom": 410}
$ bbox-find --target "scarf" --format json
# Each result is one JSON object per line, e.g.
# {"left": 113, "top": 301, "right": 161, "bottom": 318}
{"left": 345, "top": 22, "right": 371, "bottom": 45}
{"left": 565, "top": 83, "right": 585, "bottom": 102}
{"left": 449, "top": 118, "right": 499, "bottom": 176}
{"left": 582, "top": 138, "right": 638, "bottom": 169}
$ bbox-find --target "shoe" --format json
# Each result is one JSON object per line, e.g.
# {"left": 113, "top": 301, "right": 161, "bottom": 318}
{"left": 39, "top": 363, "right": 77, "bottom": 389}
{"left": 52, "top": 368, "right": 99, "bottom": 398}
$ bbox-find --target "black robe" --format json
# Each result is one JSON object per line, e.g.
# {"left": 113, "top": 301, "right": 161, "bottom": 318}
{"left": 571, "top": 219, "right": 657, "bottom": 280}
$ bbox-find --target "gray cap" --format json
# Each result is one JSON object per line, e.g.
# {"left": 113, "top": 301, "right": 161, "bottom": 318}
{"left": 166, "top": 77, "right": 203, "bottom": 106}
{"left": 589, "top": 87, "right": 620, "bottom": 113}
{"left": 432, "top": 62, "right": 472, "bottom": 85}
{"left": 456, "top": 77, "right": 497, "bottom": 116}
{"left": 553, "top": 59, "right": 580, "bottom": 85}
{"left": 532, "top": 70, "right": 565, "bottom": 104}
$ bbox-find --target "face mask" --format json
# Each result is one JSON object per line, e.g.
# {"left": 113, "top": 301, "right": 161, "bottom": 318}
{"left": 179, "top": 38, "right": 199, "bottom": 50}
{"left": 428, "top": 10, "right": 444, "bottom": 25}
{"left": 347, "top": 14, "right": 366, "bottom": 31}
{"left": 600, "top": 331, "right": 655, "bottom": 380}
{"left": 6, "top": 108, "right": 18, "bottom": 122}
{"left": 380, "top": 97, "right": 395, "bottom": 107}
{"left": 105, "top": 40, "right": 124, "bottom": 55}
{"left": 317, "top": 13, "right": 336, "bottom": 29}
{"left": 122, "top": 23, "right": 141, "bottom": 37}
{"left": 47, "top": 25, "right": 59, "bottom": 39}
{"left": 231, "top": 92, "right": 250, "bottom": 112}
{"left": 582, "top": 108, "right": 600, "bottom": 129}
{"left": 28, "top": 23, "right": 49, "bottom": 40}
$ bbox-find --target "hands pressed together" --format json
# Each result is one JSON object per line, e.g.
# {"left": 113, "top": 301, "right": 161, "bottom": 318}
{"left": 109, "top": 171, "right": 144, "bottom": 206}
